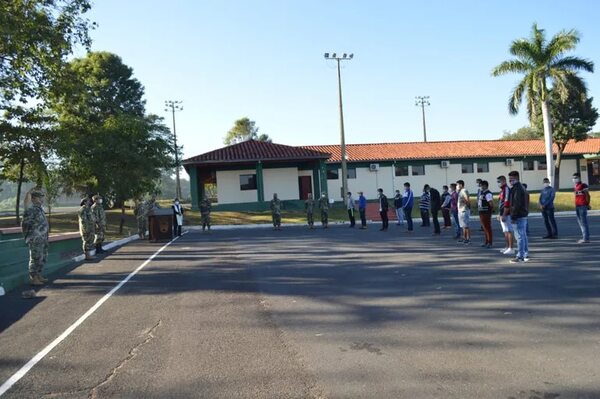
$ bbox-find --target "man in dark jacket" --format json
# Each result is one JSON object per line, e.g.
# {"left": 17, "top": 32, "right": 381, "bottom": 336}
{"left": 427, "top": 185, "right": 441, "bottom": 235}
{"left": 508, "top": 171, "right": 529, "bottom": 263}
{"left": 378, "top": 188, "right": 389, "bottom": 231}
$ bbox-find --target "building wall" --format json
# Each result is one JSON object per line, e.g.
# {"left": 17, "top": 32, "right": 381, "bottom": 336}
{"left": 216, "top": 169, "right": 258, "bottom": 205}
{"left": 263, "top": 167, "right": 300, "bottom": 201}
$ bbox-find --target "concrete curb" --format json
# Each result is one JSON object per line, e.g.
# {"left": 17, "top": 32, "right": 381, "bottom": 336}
{"left": 70, "top": 234, "right": 139, "bottom": 263}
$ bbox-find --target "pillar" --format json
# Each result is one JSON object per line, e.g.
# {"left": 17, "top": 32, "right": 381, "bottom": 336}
{"left": 189, "top": 166, "right": 200, "bottom": 211}
{"left": 256, "top": 161, "right": 264, "bottom": 202}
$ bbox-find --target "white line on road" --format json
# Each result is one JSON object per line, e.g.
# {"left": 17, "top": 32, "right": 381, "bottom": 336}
{"left": 0, "top": 234, "right": 185, "bottom": 397}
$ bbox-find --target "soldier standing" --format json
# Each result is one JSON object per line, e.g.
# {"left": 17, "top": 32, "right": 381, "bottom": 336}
{"left": 200, "top": 196, "right": 212, "bottom": 232}
{"left": 78, "top": 197, "right": 96, "bottom": 260}
{"left": 134, "top": 199, "right": 146, "bottom": 239}
{"left": 318, "top": 192, "right": 329, "bottom": 229}
{"left": 172, "top": 198, "right": 184, "bottom": 237}
{"left": 21, "top": 189, "right": 49, "bottom": 286}
{"left": 270, "top": 193, "right": 282, "bottom": 230}
{"left": 91, "top": 194, "right": 107, "bottom": 253}
{"left": 305, "top": 193, "right": 315, "bottom": 229}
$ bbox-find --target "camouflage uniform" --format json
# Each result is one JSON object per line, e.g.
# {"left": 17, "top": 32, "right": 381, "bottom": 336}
{"left": 78, "top": 202, "right": 96, "bottom": 252}
{"left": 318, "top": 195, "right": 329, "bottom": 227}
{"left": 91, "top": 197, "right": 106, "bottom": 247}
{"left": 305, "top": 198, "right": 315, "bottom": 228}
{"left": 21, "top": 191, "right": 49, "bottom": 281}
{"left": 200, "top": 198, "right": 211, "bottom": 231}
{"left": 134, "top": 201, "right": 147, "bottom": 238}
{"left": 270, "top": 197, "right": 282, "bottom": 228}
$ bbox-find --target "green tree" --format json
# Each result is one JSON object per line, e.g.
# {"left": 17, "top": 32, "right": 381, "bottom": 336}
{"left": 492, "top": 23, "right": 594, "bottom": 184}
{"left": 501, "top": 126, "right": 542, "bottom": 140}
{"left": 532, "top": 91, "right": 598, "bottom": 188}
{"left": 223, "top": 117, "right": 271, "bottom": 145}
{"left": 0, "top": 0, "right": 94, "bottom": 106}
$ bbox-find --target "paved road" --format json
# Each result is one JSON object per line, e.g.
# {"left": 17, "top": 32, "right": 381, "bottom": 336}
{"left": 1, "top": 215, "right": 599, "bottom": 398}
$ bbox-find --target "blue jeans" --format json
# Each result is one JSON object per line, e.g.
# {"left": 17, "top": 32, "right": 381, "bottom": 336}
{"left": 404, "top": 207, "right": 413, "bottom": 231}
{"left": 513, "top": 217, "right": 529, "bottom": 259}
{"left": 576, "top": 206, "right": 590, "bottom": 241}
{"left": 451, "top": 209, "right": 462, "bottom": 237}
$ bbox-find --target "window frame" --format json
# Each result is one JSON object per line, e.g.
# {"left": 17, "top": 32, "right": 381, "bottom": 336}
{"left": 327, "top": 168, "right": 339, "bottom": 180}
{"left": 411, "top": 165, "right": 425, "bottom": 176}
{"left": 461, "top": 163, "right": 474, "bottom": 174}
{"left": 395, "top": 165, "right": 409, "bottom": 177}
{"left": 523, "top": 160, "right": 535, "bottom": 171}
{"left": 476, "top": 162, "right": 489, "bottom": 173}
{"left": 239, "top": 174, "right": 257, "bottom": 191}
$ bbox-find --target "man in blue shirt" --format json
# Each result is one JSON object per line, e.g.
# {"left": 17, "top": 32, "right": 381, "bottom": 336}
{"left": 539, "top": 177, "right": 557, "bottom": 239}
{"left": 358, "top": 191, "right": 367, "bottom": 229}
{"left": 402, "top": 183, "right": 414, "bottom": 232}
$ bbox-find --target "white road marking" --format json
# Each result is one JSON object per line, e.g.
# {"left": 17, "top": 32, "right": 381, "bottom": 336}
{"left": 0, "top": 234, "right": 184, "bottom": 397}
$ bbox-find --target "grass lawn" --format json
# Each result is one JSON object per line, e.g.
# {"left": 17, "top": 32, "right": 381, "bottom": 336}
{"left": 1, "top": 191, "right": 597, "bottom": 237}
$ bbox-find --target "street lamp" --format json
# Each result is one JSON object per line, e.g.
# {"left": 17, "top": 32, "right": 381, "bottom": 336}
{"left": 324, "top": 52, "right": 353, "bottom": 199}
{"left": 165, "top": 100, "right": 183, "bottom": 199}
{"left": 415, "top": 96, "right": 430, "bottom": 142}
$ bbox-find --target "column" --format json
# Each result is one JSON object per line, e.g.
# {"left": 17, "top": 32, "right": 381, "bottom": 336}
{"left": 256, "top": 161, "right": 265, "bottom": 202}
{"left": 188, "top": 166, "right": 200, "bottom": 211}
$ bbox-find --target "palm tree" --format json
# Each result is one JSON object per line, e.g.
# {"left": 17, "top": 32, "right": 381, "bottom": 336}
{"left": 492, "top": 23, "right": 594, "bottom": 184}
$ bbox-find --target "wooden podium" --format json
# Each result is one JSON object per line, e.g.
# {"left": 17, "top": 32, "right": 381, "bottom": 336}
{"left": 148, "top": 208, "right": 173, "bottom": 242}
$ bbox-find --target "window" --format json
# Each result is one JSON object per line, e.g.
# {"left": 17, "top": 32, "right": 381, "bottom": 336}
{"left": 461, "top": 163, "right": 474, "bottom": 173}
{"left": 523, "top": 160, "right": 535, "bottom": 171}
{"left": 395, "top": 165, "right": 409, "bottom": 176}
{"left": 477, "top": 162, "right": 489, "bottom": 173}
{"left": 537, "top": 160, "right": 547, "bottom": 170}
{"left": 412, "top": 165, "right": 425, "bottom": 176}
{"left": 327, "top": 168, "right": 339, "bottom": 180}
{"left": 240, "top": 174, "right": 257, "bottom": 190}
{"left": 347, "top": 168, "right": 356, "bottom": 179}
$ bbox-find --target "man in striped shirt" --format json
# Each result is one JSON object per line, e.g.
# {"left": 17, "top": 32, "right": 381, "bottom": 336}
{"left": 497, "top": 175, "right": 515, "bottom": 255}
{"left": 419, "top": 185, "right": 431, "bottom": 227}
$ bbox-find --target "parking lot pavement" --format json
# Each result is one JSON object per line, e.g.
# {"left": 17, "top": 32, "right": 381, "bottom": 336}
{"left": 1, "top": 215, "right": 599, "bottom": 398}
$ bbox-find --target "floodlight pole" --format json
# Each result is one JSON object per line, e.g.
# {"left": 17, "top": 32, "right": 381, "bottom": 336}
{"left": 415, "top": 96, "right": 430, "bottom": 142}
{"left": 165, "top": 100, "right": 183, "bottom": 199}
{"left": 324, "top": 52, "right": 353, "bottom": 199}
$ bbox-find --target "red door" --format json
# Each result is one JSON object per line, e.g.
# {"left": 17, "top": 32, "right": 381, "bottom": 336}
{"left": 298, "top": 176, "right": 313, "bottom": 200}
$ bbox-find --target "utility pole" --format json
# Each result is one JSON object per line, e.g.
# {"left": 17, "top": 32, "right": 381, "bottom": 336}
{"left": 415, "top": 96, "right": 430, "bottom": 142}
{"left": 165, "top": 100, "right": 183, "bottom": 199}
{"left": 324, "top": 52, "right": 353, "bottom": 199}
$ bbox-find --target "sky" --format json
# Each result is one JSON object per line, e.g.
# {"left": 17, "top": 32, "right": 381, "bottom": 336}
{"left": 83, "top": 0, "right": 600, "bottom": 176}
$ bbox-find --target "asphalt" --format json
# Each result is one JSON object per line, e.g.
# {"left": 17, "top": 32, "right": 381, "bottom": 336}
{"left": 0, "top": 215, "right": 599, "bottom": 399}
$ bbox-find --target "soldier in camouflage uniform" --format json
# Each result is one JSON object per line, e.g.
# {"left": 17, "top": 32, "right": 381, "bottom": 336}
{"left": 318, "top": 192, "right": 329, "bottom": 229}
{"left": 305, "top": 193, "right": 315, "bottom": 229}
{"left": 134, "top": 199, "right": 147, "bottom": 239}
{"left": 21, "top": 189, "right": 49, "bottom": 286}
{"left": 270, "top": 193, "right": 282, "bottom": 230}
{"left": 200, "top": 196, "right": 211, "bottom": 232}
{"left": 91, "top": 194, "right": 107, "bottom": 254}
{"left": 78, "top": 197, "right": 96, "bottom": 260}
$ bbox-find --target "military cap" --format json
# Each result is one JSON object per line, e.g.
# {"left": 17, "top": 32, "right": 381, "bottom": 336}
{"left": 92, "top": 194, "right": 102, "bottom": 201}
{"left": 31, "top": 189, "right": 45, "bottom": 198}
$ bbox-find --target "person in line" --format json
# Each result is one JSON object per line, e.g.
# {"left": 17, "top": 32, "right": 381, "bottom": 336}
{"left": 402, "top": 182, "right": 414, "bottom": 232}
{"left": 270, "top": 193, "right": 282, "bottom": 230}
{"left": 478, "top": 180, "right": 494, "bottom": 248}
{"left": 522, "top": 183, "right": 531, "bottom": 236}
{"left": 508, "top": 171, "right": 529, "bottom": 262}
{"left": 428, "top": 185, "right": 441, "bottom": 235}
{"left": 393, "top": 190, "right": 404, "bottom": 226}
{"left": 456, "top": 180, "right": 471, "bottom": 245}
{"left": 358, "top": 191, "right": 367, "bottom": 229}
{"left": 347, "top": 191, "right": 356, "bottom": 228}
{"left": 21, "top": 189, "right": 49, "bottom": 286}
{"left": 450, "top": 183, "right": 461, "bottom": 239}
{"left": 134, "top": 198, "right": 147, "bottom": 239}
{"left": 573, "top": 172, "right": 591, "bottom": 243}
{"left": 78, "top": 196, "right": 96, "bottom": 260}
{"left": 172, "top": 198, "right": 184, "bottom": 237}
{"left": 318, "top": 192, "right": 329, "bottom": 229}
{"left": 419, "top": 185, "right": 431, "bottom": 227}
{"left": 91, "top": 194, "right": 106, "bottom": 254}
{"left": 497, "top": 175, "right": 515, "bottom": 256}
{"left": 305, "top": 193, "right": 315, "bottom": 229}
{"left": 440, "top": 185, "right": 452, "bottom": 229}
{"left": 539, "top": 177, "right": 557, "bottom": 239}
{"left": 199, "top": 196, "right": 211, "bottom": 232}
{"left": 476, "top": 178, "right": 484, "bottom": 231}
{"left": 378, "top": 188, "right": 389, "bottom": 231}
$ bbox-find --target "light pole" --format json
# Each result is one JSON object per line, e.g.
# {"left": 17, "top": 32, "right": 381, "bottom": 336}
{"left": 324, "top": 52, "right": 353, "bottom": 199}
{"left": 415, "top": 96, "right": 430, "bottom": 142}
{"left": 165, "top": 100, "right": 183, "bottom": 199}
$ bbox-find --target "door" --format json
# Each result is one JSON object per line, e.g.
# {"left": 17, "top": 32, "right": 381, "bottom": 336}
{"left": 298, "top": 176, "right": 313, "bottom": 200}
{"left": 588, "top": 160, "right": 600, "bottom": 186}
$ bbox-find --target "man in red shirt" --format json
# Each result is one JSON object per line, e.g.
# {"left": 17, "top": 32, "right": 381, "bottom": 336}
{"left": 573, "top": 173, "right": 591, "bottom": 243}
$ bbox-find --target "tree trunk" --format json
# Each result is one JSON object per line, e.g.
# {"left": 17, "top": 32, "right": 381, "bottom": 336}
{"left": 119, "top": 205, "right": 125, "bottom": 235}
{"left": 540, "top": 99, "right": 555, "bottom": 183}
{"left": 554, "top": 143, "right": 566, "bottom": 191}
{"left": 15, "top": 158, "right": 25, "bottom": 226}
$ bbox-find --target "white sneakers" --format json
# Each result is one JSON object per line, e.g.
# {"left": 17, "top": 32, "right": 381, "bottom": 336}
{"left": 502, "top": 248, "right": 515, "bottom": 255}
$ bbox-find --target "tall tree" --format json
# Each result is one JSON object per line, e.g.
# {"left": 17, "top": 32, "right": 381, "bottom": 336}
{"left": 533, "top": 91, "right": 598, "bottom": 188}
{"left": 492, "top": 23, "right": 594, "bottom": 183}
{"left": 500, "top": 126, "right": 542, "bottom": 141}
{"left": 223, "top": 117, "right": 271, "bottom": 145}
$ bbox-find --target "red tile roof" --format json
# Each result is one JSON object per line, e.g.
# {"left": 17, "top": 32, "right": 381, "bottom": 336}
{"left": 183, "top": 139, "right": 330, "bottom": 165}
{"left": 303, "top": 138, "right": 600, "bottom": 163}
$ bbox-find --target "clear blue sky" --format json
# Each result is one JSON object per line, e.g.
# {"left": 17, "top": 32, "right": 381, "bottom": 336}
{"left": 84, "top": 0, "right": 600, "bottom": 167}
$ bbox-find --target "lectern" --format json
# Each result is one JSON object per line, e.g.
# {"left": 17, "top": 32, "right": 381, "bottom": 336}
{"left": 148, "top": 208, "right": 173, "bottom": 242}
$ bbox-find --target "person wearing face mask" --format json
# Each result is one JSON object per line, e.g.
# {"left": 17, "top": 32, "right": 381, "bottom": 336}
{"left": 441, "top": 185, "right": 452, "bottom": 229}
{"left": 539, "top": 178, "right": 557, "bottom": 239}
{"left": 497, "top": 175, "right": 515, "bottom": 255}
{"left": 172, "top": 198, "right": 184, "bottom": 237}
{"left": 378, "top": 188, "right": 389, "bottom": 231}
{"left": 394, "top": 190, "right": 404, "bottom": 226}
{"left": 419, "top": 185, "right": 431, "bottom": 227}
{"left": 346, "top": 191, "right": 356, "bottom": 228}
{"left": 507, "top": 171, "right": 529, "bottom": 263}
{"left": 91, "top": 194, "right": 107, "bottom": 254}
{"left": 21, "top": 189, "right": 49, "bottom": 286}
{"left": 456, "top": 180, "right": 471, "bottom": 244}
{"left": 358, "top": 191, "right": 367, "bottom": 229}
{"left": 449, "top": 183, "right": 461, "bottom": 239}
{"left": 318, "top": 192, "right": 329, "bottom": 228}
{"left": 573, "top": 173, "right": 591, "bottom": 243}
{"left": 402, "top": 183, "right": 414, "bottom": 232}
